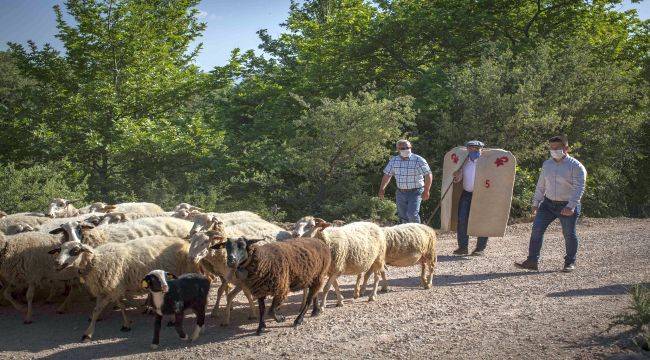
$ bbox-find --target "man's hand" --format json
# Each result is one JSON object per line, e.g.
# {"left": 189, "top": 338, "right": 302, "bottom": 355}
{"left": 452, "top": 170, "right": 462, "bottom": 183}
{"left": 378, "top": 189, "right": 385, "bottom": 200}
{"left": 532, "top": 206, "right": 538, "bottom": 216}
{"left": 560, "top": 207, "right": 574, "bottom": 216}
{"left": 422, "top": 191, "right": 430, "bottom": 201}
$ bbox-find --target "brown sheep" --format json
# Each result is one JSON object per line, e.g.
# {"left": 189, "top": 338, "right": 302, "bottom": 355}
{"left": 212, "top": 236, "right": 331, "bottom": 335}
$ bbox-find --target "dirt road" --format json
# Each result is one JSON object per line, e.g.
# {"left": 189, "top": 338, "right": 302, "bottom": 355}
{"left": 0, "top": 218, "right": 648, "bottom": 359}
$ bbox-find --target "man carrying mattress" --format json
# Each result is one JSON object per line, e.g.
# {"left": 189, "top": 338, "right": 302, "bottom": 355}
{"left": 378, "top": 139, "right": 433, "bottom": 223}
{"left": 515, "top": 135, "right": 587, "bottom": 272}
{"left": 451, "top": 140, "right": 488, "bottom": 256}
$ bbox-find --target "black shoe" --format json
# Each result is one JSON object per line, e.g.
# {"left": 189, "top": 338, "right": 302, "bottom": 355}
{"left": 470, "top": 249, "right": 485, "bottom": 256}
{"left": 453, "top": 247, "right": 469, "bottom": 256}
{"left": 562, "top": 263, "right": 575, "bottom": 272}
{"left": 514, "top": 259, "right": 539, "bottom": 271}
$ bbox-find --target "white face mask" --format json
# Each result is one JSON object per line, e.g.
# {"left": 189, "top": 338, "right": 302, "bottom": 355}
{"left": 550, "top": 149, "right": 565, "bottom": 159}
{"left": 400, "top": 149, "right": 412, "bottom": 157}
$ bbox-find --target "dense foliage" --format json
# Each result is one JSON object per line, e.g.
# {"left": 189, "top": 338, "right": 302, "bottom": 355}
{"left": 0, "top": 0, "right": 648, "bottom": 221}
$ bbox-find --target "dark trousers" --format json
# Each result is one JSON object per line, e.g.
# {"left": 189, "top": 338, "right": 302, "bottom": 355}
{"left": 457, "top": 190, "right": 488, "bottom": 250}
{"left": 527, "top": 198, "right": 580, "bottom": 264}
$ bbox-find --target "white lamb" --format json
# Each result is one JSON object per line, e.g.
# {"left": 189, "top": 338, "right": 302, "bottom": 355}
{"left": 49, "top": 236, "right": 199, "bottom": 342}
{"left": 294, "top": 216, "right": 386, "bottom": 307}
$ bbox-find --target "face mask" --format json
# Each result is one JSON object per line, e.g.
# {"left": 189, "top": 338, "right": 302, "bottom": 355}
{"left": 400, "top": 149, "right": 412, "bottom": 157}
{"left": 550, "top": 149, "right": 565, "bottom": 159}
{"left": 468, "top": 151, "right": 480, "bottom": 161}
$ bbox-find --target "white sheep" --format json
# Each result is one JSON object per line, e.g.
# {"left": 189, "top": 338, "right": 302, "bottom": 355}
{"left": 0, "top": 231, "right": 77, "bottom": 323}
{"left": 35, "top": 212, "right": 108, "bottom": 234}
{"left": 356, "top": 223, "right": 438, "bottom": 294}
{"left": 49, "top": 236, "right": 199, "bottom": 342}
{"left": 188, "top": 211, "right": 264, "bottom": 233}
{"left": 79, "top": 202, "right": 165, "bottom": 216}
{"left": 0, "top": 213, "right": 50, "bottom": 234}
{"left": 45, "top": 198, "right": 82, "bottom": 218}
{"left": 49, "top": 217, "right": 193, "bottom": 247}
{"left": 295, "top": 216, "right": 387, "bottom": 307}
{"left": 173, "top": 203, "right": 203, "bottom": 212}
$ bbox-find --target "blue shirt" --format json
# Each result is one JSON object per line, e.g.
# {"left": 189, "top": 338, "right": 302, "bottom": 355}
{"left": 383, "top": 154, "right": 432, "bottom": 190}
{"left": 532, "top": 155, "right": 587, "bottom": 210}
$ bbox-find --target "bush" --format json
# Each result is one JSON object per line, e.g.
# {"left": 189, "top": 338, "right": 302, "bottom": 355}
{"left": 0, "top": 161, "right": 88, "bottom": 214}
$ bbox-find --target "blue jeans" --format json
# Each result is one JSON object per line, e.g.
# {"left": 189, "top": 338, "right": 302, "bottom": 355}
{"left": 457, "top": 190, "right": 488, "bottom": 250}
{"left": 527, "top": 198, "right": 580, "bottom": 264}
{"left": 396, "top": 188, "right": 423, "bottom": 223}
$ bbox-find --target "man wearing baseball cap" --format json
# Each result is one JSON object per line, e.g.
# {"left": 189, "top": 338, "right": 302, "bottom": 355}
{"left": 452, "top": 140, "right": 488, "bottom": 256}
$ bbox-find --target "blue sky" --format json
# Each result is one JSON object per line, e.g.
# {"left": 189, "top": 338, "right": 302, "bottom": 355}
{"left": 0, "top": 0, "right": 648, "bottom": 71}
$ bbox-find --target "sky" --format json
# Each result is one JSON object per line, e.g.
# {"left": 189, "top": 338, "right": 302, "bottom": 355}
{"left": 0, "top": 0, "right": 648, "bottom": 71}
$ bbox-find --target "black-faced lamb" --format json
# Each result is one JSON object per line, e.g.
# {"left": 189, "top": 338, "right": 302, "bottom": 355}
{"left": 141, "top": 270, "right": 210, "bottom": 349}
{"left": 211, "top": 236, "right": 331, "bottom": 335}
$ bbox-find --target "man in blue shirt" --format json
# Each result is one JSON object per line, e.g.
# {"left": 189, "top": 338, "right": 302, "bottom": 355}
{"left": 515, "top": 135, "right": 587, "bottom": 272}
{"left": 378, "top": 139, "right": 433, "bottom": 223}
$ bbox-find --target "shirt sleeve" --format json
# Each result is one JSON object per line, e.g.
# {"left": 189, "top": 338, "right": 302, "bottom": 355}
{"left": 417, "top": 157, "right": 432, "bottom": 175}
{"left": 567, "top": 161, "right": 587, "bottom": 210}
{"left": 532, "top": 165, "right": 546, "bottom": 208}
{"left": 383, "top": 157, "right": 395, "bottom": 176}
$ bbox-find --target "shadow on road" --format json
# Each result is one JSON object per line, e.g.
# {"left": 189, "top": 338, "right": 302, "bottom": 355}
{"left": 547, "top": 283, "right": 650, "bottom": 298}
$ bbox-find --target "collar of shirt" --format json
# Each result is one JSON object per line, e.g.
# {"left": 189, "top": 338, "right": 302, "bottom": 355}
{"left": 399, "top": 154, "right": 413, "bottom": 160}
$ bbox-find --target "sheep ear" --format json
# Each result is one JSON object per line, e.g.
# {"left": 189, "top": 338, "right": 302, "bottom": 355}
{"left": 80, "top": 244, "right": 93, "bottom": 253}
{"left": 104, "top": 205, "right": 118, "bottom": 212}
{"left": 210, "top": 243, "right": 226, "bottom": 250}
{"left": 206, "top": 230, "right": 224, "bottom": 240}
{"left": 80, "top": 222, "right": 95, "bottom": 230}
{"left": 50, "top": 228, "right": 65, "bottom": 235}
{"left": 245, "top": 238, "right": 264, "bottom": 248}
{"left": 166, "top": 273, "right": 177, "bottom": 280}
{"left": 48, "top": 248, "right": 61, "bottom": 254}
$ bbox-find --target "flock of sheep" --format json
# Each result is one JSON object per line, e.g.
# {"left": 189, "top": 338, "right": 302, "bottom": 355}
{"left": 0, "top": 198, "right": 437, "bottom": 348}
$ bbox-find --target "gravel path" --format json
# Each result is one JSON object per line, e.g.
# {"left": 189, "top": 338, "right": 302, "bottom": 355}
{"left": 0, "top": 217, "right": 648, "bottom": 359}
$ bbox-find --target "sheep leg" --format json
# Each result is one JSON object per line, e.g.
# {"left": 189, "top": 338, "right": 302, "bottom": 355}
{"left": 420, "top": 262, "right": 428, "bottom": 288}
{"left": 3, "top": 286, "right": 25, "bottom": 312}
{"left": 242, "top": 287, "right": 257, "bottom": 320}
{"left": 320, "top": 275, "right": 335, "bottom": 309}
{"left": 332, "top": 278, "right": 344, "bottom": 307}
{"left": 300, "top": 288, "right": 308, "bottom": 309}
{"left": 191, "top": 306, "right": 205, "bottom": 341}
{"left": 368, "top": 271, "right": 380, "bottom": 302}
{"left": 174, "top": 312, "right": 188, "bottom": 340}
{"left": 425, "top": 259, "right": 436, "bottom": 289}
{"left": 221, "top": 285, "right": 241, "bottom": 326}
{"left": 151, "top": 314, "right": 163, "bottom": 349}
{"left": 82, "top": 296, "right": 111, "bottom": 342}
{"left": 210, "top": 275, "right": 229, "bottom": 318}
{"left": 256, "top": 297, "right": 266, "bottom": 336}
{"left": 57, "top": 283, "right": 75, "bottom": 314}
{"left": 24, "top": 283, "right": 35, "bottom": 324}
{"left": 268, "top": 294, "right": 287, "bottom": 323}
{"left": 294, "top": 287, "right": 316, "bottom": 327}
{"left": 310, "top": 288, "right": 321, "bottom": 317}
{"left": 380, "top": 270, "right": 388, "bottom": 292}
{"left": 116, "top": 300, "right": 132, "bottom": 331}
{"left": 358, "top": 270, "right": 373, "bottom": 298}
{"left": 45, "top": 280, "right": 58, "bottom": 304}
{"left": 353, "top": 274, "right": 363, "bottom": 299}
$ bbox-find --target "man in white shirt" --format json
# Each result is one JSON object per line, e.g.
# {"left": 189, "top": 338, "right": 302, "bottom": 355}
{"left": 515, "top": 135, "right": 587, "bottom": 272}
{"left": 451, "top": 140, "right": 488, "bottom": 256}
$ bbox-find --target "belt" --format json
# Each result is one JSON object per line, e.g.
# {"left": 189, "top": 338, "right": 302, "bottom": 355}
{"left": 544, "top": 197, "right": 568, "bottom": 205}
{"left": 397, "top": 188, "right": 423, "bottom": 192}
